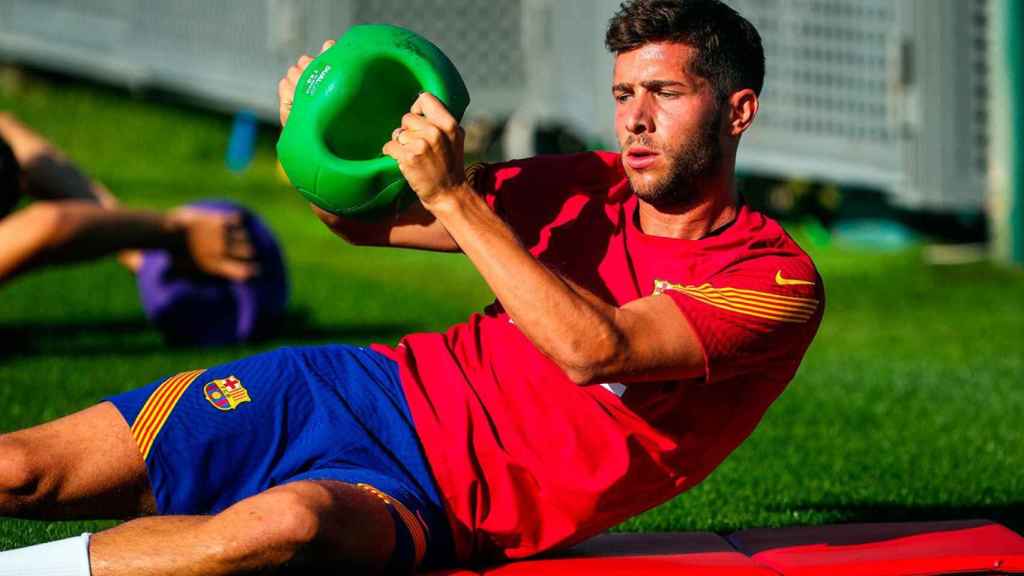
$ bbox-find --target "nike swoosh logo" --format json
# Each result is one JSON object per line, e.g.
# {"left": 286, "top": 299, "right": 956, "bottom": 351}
{"left": 775, "top": 270, "right": 815, "bottom": 286}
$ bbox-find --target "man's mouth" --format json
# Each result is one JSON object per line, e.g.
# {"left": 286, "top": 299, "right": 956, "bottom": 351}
{"left": 624, "top": 146, "right": 658, "bottom": 170}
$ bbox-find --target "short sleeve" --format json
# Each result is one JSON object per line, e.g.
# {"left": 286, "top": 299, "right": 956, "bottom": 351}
{"left": 465, "top": 153, "right": 625, "bottom": 245}
{"left": 657, "top": 257, "right": 825, "bottom": 384}
{"left": 466, "top": 161, "right": 511, "bottom": 220}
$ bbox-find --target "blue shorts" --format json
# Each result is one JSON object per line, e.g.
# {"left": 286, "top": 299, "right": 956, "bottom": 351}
{"left": 106, "top": 344, "right": 453, "bottom": 571}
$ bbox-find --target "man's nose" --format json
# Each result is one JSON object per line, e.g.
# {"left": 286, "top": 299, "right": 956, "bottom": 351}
{"left": 625, "top": 98, "right": 652, "bottom": 134}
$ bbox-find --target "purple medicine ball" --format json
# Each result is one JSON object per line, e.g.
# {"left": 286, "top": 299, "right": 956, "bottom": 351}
{"left": 137, "top": 199, "right": 288, "bottom": 346}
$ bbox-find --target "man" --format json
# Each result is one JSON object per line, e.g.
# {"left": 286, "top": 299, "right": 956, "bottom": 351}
{"left": 0, "top": 1, "right": 823, "bottom": 574}
{"left": 0, "top": 113, "right": 257, "bottom": 285}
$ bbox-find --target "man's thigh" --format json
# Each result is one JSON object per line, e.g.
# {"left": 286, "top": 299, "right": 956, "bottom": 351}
{"left": 0, "top": 401, "right": 155, "bottom": 519}
{"left": 86, "top": 480, "right": 398, "bottom": 575}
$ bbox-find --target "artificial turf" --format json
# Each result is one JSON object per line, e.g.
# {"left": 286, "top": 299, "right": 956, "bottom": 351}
{"left": 1, "top": 70, "right": 1022, "bottom": 551}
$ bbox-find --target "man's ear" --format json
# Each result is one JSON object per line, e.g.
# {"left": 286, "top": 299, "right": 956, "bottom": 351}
{"left": 727, "top": 89, "right": 758, "bottom": 137}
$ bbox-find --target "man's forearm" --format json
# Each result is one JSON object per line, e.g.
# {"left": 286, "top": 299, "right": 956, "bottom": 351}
{"left": 428, "top": 185, "right": 624, "bottom": 382}
{"left": 0, "top": 201, "right": 181, "bottom": 282}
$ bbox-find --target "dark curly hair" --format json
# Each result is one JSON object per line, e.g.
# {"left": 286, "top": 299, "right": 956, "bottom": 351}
{"left": 605, "top": 0, "right": 765, "bottom": 98}
{"left": 0, "top": 135, "right": 21, "bottom": 218}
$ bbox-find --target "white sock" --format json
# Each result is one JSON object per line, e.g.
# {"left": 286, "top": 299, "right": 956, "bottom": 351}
{"left": 0, "top": 533, "right": 91, "bottom": 576}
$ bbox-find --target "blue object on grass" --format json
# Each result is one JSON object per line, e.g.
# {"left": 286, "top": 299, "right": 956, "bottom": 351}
{"left": 226, "top": 110, "right": 258, "bottom": 172}
{"left": 832, "top": 218, "right": 918, "bottom": 250}
{"left": 136, "top": 199, "right": 288, "bottom": 346}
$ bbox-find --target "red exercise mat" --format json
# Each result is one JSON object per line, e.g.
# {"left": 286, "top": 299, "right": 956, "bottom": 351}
{"left": 729, "top": 519, "right": 1024, "bottom": 575}
{"left": 479, "top": 533, "right": 778, "bottom": 575}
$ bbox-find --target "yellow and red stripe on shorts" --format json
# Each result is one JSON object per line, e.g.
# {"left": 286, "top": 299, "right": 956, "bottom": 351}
{"left": 130, "top": 369, "right": 206, "bottom": 460}
{"left": 357, "top": 482, "right": 428, "bottom": 567}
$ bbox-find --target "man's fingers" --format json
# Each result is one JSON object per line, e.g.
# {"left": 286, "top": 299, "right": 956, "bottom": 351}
{"left": 227, "top": 228, "right": 255, "bottom": 260}
{"left": 385, "top": 135, "right": 427, "bottom": 159}
{"left": 216, "top": 260, "right": 259, "bottom": 282}
{"left": 412, "top": 93, "right": 459, "bottom": 136}
{"left": 278, "top": 75, "right": 296, "bottom": 126}
{"left": 399, "top": 114, "right": 446, "bottom": 149}
{"left": 320, "top": 39, "right": 335, "bottom": 54}
{"left": 401, "top": 112, "right": 433, "bottom": 132}
{"left": 278, "top": 77, "right": 294, "bottom": 102}
{"left": 286, "top": 63, "right": 305, "bottom": 84}
{"left": 382, "top": 139, "right": 402, "bottom": 160}
{"left": 230, "top": 243, "right": 256, "bottom": 261}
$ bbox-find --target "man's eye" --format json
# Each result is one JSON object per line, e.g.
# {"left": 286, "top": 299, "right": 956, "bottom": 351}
{"left": 614, "top": 93, "right": 632, "bottom": 103}
{"left": 657, "top": 91, "right": 681, "bottom": 99}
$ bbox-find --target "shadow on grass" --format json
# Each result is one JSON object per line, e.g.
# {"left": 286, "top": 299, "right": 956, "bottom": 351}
{"left": 0, "top": 308, "right": 420, "bottom": 360}
{"left": 272, "top": 308, "right": 418, "bottom": 345}
{"left": 780, "top": 502, "right": 1024, "bottom": 534}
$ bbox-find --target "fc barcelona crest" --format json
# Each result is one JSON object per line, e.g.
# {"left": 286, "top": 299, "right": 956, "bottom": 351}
{"left": 203, "top": 375, "right": 251, "bottom": 411}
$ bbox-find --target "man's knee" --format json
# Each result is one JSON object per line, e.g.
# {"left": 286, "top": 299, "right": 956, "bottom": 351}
{"left": 0, "top": 434, "right": 50, "bottom": 511}
{"left": 259, "top": 488, "right": 323, "bottom": 553}
{"left": 211, "top": 481, "right": 394, "bottom": 572}
{"left": 212, "top": 486, "right": 324, "bottom": 569}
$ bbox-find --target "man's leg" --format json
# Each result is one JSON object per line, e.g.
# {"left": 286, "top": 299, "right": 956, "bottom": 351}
{"left": 88, "top": 480, "right": 396, "bottom": 576}
{"left": 0, "top": 402, "right": 398, "bottom": 575}
{"left": 0, "top": 401, "right": 155, "bottom": 519}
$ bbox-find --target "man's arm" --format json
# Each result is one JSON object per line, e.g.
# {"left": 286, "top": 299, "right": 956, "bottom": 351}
{"left": 383, "top": 94, "right": 705, "bottom": 384}
{"left": 278, "top": 42, "right": 460, "bottom": 252}
{"left": 0, "top": 201, "right": 257, "bottom": 284}
{"left": 0, "top": 112, "right": 117, "bottom": 207}
{"left": 0, "top": 114, "right": 258, "bottom": 284}
{"left": 424, "top": 185, "right": 704, "bottom": 384}
{"left": 309, "top": 191, "right": 460, "bottom": 252}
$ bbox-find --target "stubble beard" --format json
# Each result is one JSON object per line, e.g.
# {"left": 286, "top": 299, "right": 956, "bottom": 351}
{"left": 625, "top": 108, "right": 723, "bottom": 209}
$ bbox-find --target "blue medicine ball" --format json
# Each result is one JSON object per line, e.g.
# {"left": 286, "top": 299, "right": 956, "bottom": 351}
{"left": 136, "top": 199, "right": 288, "bottom": 346}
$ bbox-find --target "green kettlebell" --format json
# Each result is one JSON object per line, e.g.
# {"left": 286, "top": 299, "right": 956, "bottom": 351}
{"left": 277, "top": 24, "right": 471, "bottom": 217}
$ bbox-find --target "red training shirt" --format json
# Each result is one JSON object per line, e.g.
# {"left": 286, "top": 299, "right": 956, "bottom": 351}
{"left": 372, "top": 151, "right": 824, "bottom": 563}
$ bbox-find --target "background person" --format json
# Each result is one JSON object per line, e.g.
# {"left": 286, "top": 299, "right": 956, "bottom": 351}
{"left": 0, "top": 112, "right": 257, "bottom": 286}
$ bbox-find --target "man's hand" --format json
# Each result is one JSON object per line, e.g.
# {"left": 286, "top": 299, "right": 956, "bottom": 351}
{"left": 382, "top": 93, "right": 467, "bottom": 210}
{"left": 277, "top": 40, "right": 335, "bottom": 127}
{"left": 168, "top": 207, "right": 258, "bottom": 281}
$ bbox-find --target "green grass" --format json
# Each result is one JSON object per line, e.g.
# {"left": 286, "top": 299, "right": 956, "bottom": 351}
{"left": 2, "top": 71, "right": 1023, "bottom": 551}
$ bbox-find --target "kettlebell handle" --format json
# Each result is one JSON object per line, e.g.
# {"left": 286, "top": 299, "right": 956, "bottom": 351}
{"left": 277, "top": 25, "right": 471, "bottom": 217}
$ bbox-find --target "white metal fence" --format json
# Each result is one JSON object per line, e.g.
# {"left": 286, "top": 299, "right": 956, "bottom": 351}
{"left": 0, "top": 0, "right": 991, "bottom": 211}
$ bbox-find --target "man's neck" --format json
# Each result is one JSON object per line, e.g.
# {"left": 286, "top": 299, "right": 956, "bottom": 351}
{"left": 636, "top": 172, "right": 738, "bottom": 240}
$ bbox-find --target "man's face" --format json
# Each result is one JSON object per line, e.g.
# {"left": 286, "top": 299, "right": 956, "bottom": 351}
{"left": 612, "top": 42, "right": 724, "bottom": 208}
